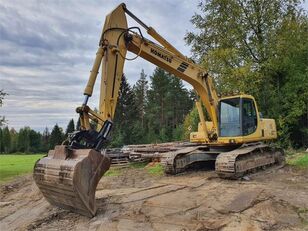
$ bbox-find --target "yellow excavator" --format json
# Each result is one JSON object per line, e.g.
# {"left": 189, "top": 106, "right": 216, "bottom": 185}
{"left": 33, "top": 3, "right": 284, "bottom": 217}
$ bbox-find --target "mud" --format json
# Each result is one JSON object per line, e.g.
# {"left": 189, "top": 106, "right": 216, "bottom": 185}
{"left": 1, "top": 166, "right": 308, "bottom": 231}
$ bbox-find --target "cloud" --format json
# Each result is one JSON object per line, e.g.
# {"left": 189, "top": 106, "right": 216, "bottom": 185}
{"left": 0, "top": 0, "right": 200, "bottom": 131}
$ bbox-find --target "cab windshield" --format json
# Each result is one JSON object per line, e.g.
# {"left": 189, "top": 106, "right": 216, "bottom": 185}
{"left": 219, "top": 97, "right": 258, "bottom": 137}
{"left": 219, "top": 98, "right": 241, "bottom": 137}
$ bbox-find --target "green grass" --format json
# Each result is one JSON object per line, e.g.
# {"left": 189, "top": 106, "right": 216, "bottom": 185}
{"left": 129, "top": 162, "right": 148, "bottom": 169}
{"left": 129, "top": 161, "right": 164, "bottom": 175}
{"left": 287, "top": 152, "right": 308, "bottom": 168}
{"left": 0, "top": 154, "right": 45, "bottom": 183}
{"left": 0, "top": 154, "right": 164, "bottom": 185}
{"left": 146, "top": 163, "right": 164, "bottom": 176}
{"left": 104, "top": 167, "right": 122, "bottom": 176}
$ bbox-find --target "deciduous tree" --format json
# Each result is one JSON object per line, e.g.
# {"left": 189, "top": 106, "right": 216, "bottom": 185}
{"left": 186, "top": 0, "right": 308, "bottom": 147}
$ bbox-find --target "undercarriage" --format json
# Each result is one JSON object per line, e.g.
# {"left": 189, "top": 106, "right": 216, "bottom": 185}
{"left": 124, "top": 142, "right": 285, "bottom": 179}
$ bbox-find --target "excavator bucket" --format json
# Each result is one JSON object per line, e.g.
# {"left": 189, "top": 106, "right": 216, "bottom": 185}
{"left": 33, "top": 145, "right": 110, "bottom": 217}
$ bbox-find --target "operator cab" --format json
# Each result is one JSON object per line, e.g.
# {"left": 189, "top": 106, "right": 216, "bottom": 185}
{"left": 219, "top": 95, "right": 258, "bottom": 137}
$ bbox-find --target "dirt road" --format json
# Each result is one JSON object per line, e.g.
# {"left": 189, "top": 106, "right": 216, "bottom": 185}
{"left": 1, "top": 165, "right": 308, "bottom": 231}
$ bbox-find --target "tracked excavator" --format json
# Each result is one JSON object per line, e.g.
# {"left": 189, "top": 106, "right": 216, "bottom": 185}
{"left": 33, "top": 3, "right": 284, "bottom": 217}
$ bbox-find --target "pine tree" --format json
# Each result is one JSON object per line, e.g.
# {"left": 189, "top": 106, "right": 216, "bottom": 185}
{"left": 42, "top": 127, "right": 50, "bottom": 151}
{"left": 49, "top": 124, "right": 64, "bottom": 149}
{"left": 2, "top": 126, "right": 11, "bottom": 153}
{"left": 9, "top": 128, "right": 18, "bottom": 153}
{"left": 17, "top": 127, "right": 30, "bottom": 153}
{"left": 133, "top": 69, "right": 148, "bottom": 128}
{"left": 29, "top": 130, "right": 42, "bottom": 153}
{"left": 146, "top": 68, "right": 194, "bottom": 142}
{"left": 111, "top": 74, "right": 139, "bottom": 146}
{"left": 168, "top": 76, "right": 193, "bottom": 133}
{"left": 65, "top": 119, "right": 75, "bottom": 136}
{"left": 146, "top": 68, "right": 171, "bottom": 140}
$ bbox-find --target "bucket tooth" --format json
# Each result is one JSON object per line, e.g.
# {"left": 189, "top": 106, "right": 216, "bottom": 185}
{"left": 33, "top": 145, "right": 110, "bottom": 217}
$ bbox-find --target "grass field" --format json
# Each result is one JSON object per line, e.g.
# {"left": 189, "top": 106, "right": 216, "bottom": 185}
{"left": 287, "top": 152, "right": 308, "bottom": 168}
{"left": 0, "top": 154, "right": 45, "bottom": 183}
{"left": 0, "top": 151, "right": 306, "bottom": 183}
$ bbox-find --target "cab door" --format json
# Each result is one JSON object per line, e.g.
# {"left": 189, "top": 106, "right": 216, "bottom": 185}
{"left": 242, "top": 98, "right": 258, "bottom": 136}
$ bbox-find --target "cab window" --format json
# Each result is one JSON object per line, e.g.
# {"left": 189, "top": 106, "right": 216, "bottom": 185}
{"left": 242, "top": 99, "right": 257, "bottom": 135}
{"left": 219, "top": 98, "right": 241, "bottom": 137}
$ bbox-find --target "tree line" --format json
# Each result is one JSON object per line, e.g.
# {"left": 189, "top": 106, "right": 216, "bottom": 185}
{"left": 0, "top": 119, "right": 75, "bottom": 154}
{"left": 0, "top": 68, "right": 196, "bottom": 153}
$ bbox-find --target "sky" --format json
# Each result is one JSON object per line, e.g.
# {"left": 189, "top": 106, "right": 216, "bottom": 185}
{"left": 0, "top": 0, "right": 308, "bottom": 132}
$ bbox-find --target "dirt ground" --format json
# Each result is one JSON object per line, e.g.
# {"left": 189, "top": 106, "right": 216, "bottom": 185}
{"left": 1, "top": 165, "right": 308, "bottom": 231}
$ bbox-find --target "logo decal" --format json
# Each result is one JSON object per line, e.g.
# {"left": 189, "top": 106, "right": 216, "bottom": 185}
{"left": 150, "top": 48, "right": 172, "bottom": 63}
